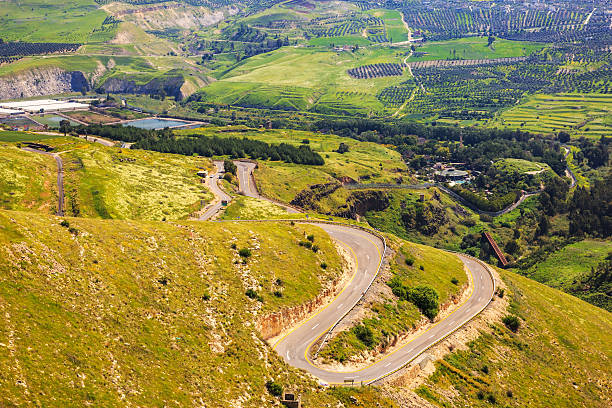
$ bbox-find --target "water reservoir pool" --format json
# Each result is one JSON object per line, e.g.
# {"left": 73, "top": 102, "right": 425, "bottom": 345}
{"left": 123, "top": 118, "right": 192, "bottom": 130}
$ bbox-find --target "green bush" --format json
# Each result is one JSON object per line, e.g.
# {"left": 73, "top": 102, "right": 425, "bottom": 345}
{"left": 265, "top": 380, "right": 283, "bottom": 397}
{"left": 246, "top": 289, "right": 263, "bottom": 302}
{"left": 451, "top": 277, "right": 459, "bottom": 285}
{"left": 354, "top": 324, "right": 375, "bottom": 347}
{"left": 502, "top": 315, "right": 520, "bottom": 332}
{"left": 239, "top": 248, "right": 252, "bottom": 258}
{"left": 405, "top": 256, "right": 415, "bottom": 266}
{"left": 388, "top": 279, "right": 440, "bottom": 319}
{"left": 320, "top": 262, "right": 328, "bottom": 269}
{"left": 223, "top": 159, "right": 237, "bottom": 175}
{"left": 306, "top": 234, "right": 315, "bottom": 242}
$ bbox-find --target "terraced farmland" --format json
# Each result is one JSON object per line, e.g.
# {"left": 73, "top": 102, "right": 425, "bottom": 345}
{"left": 494, "top": 94, "right": 612, "bottom": 138}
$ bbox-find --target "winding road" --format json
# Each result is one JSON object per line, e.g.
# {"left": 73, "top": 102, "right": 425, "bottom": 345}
{"left": 272, "top": 226, "right": 495, "bottom": 385}
{"left": 224, "top": 160, "right": 497, "bottom": 385}
{"left": 199, "top": 161, "right": 232, "bottom": 220}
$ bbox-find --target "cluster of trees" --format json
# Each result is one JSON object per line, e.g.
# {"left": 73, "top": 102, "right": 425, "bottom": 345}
{"left": 0, "top": 41, "right": 80, "bottom": 57}
{"left": 377, "top": 83, "right": 415, "bottom": 106}
{"left": 568, "top": 173, "right": 612, "bottom": 238}
{"left": 400, "top": 201, "right": 448, "bottom": 236}
{"left": 347, "top": 63, "right": 405, "bottom": 79}
{"left": 450, "top": 187, "right": 520, "bottom": 213}
{"left": 400, "top": 3, "right": 587, "bottom": 41}
{"left": 72, "top": 124, "right": 324, "bottom": 164}
{"left": 135, "top": 134, "right": 325, "bottom": 165}
{"left": 388, "top": 278, "right": 440, "bottom": 319}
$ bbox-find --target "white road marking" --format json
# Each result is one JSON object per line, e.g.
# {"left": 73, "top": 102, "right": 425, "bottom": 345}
{"left": 312, "top": 323, "right": 319, "bottom": 330}
{"left": 337, "top": 303, "right": 343, "bottom": 309}
{"left": 384, "top": 362, "right": 391, "bottom": 367}
{"left": 286, "top": 351, "right": 291, "bottom": 361}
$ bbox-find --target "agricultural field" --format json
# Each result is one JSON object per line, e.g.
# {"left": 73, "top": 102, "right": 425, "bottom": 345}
{"left": 417, "top": 270, "right": 612, "bottom": 408}
{"left": 366, "top": 9, "right": 409, "bottom": 43}
{"left": 0, "top": 0, "right": 116, "bottom": 43}
{"left": 408, "top": 37, "right": 545, "bottom": 61}
{"left": 493, "top": 94, "right": 612, "bottom": 138}
{"left": 62, "top": 110, "right": 121, "bottom": 125}
{"left": 0, "top": 211, "right": 398, "bottom": 407}
{"left": 195, "top": 46, "right": 411, "bottom": 116}
{"left": 38, "top": 137, "right": 214, "bottom": 221}
{"left": 175, "top": 126, "right": 409, "bottom": 203}
{"left": 0, "top": 144, "right": 58, "bottom": 214}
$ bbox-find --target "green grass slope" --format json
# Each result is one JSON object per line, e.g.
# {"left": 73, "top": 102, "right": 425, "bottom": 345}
{"left": 0, "top": 210, "right": 397, "bottom": 407}
{"left": 0, "top": 144, "right": 58, "bottom": 214}
{"left": 414, "top": 270, "right": 612, "bottom": 407}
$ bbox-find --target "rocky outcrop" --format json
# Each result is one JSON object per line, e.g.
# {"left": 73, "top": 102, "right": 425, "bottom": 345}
{"left": 334, "top": 190, "right": 390, "bottom": 219}
{"left": 99, "top": 75, "right": 185, "bottom": 100}
{"left": 290, "top": 182, "right": 341, "bottom": 209}
{"left": 0, "top": 67, "right": 89, "bottom": 100}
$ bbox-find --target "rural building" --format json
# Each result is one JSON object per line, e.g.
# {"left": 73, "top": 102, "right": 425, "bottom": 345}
{"left": 434, "top": 168, "right": 469, "bottom": 182}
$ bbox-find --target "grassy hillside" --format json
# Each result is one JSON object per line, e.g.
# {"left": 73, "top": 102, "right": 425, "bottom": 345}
{"left": 175, "top": 127, "right": 409, "bottom": 204}
{"left": 0, "top": 144, "right": 58, "bottom": 214}
{"left": 522, "top": 240, "right": 611, "bottom": 289}
{"left": 0, "top": 210, "right": 399, "bottom": 407}
{"left": 36, "top": 137, "right": 214, "bottom": 220}
{"left": 198, "top": 46, "right": 411, "bottom": 116}
{"left": 319, "top": 236, "right": 468, "bottom": 363}
{"left": 413, "top": 270, "right": 612, "bottom": 407}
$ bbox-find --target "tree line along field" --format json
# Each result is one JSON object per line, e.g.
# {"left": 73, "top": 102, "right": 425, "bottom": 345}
{"left": 493, "top": 94, "right": 612, "bottom": 138}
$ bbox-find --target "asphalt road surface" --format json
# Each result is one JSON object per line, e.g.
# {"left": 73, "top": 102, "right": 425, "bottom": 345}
{"left": 272, "top": 226, "right": 495, "bottom": 385}
{"left": 199, "top": 161, "right": 232, "bottom": 220}
{"left": 234, "top": 161, "right": 300, "bottom": 213}
{"left": 23, "top": 148, "right": 64, "bottom": 216}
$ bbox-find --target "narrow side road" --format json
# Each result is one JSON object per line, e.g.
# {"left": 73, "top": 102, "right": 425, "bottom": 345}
{"left": 234, "top": 161, "right": 301, "bottom": 213}
{"left": 22, "top": 147, "right": 64, "bottom": 216}
{"left": 199, "top": 161, "right": 232, "bottom": 220}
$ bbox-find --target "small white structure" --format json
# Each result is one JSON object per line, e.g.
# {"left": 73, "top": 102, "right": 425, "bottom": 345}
{"left": 0, "top": 107, "right": 22, "bottom": 116}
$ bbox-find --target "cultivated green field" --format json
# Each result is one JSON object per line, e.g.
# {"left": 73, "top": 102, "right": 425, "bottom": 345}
{"left": 0, "top": 0, "right": 114, "bottom": 43}
{"left": 200, "top": 47, "right": 411, "bottom": 116}
{"left": 494, "top": 93, "right": 612, "bottom": 138}
{"left": 417, "top": 270, "right": 612, "bottom": 407}
{"left": 367, "top": 9, "right": 410, "bottom": 43}
{"left": 409, "top": 37, "right": 545, "bottom": 61}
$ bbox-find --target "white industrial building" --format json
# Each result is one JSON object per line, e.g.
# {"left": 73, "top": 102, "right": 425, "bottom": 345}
{"left": 0, "top": 99, "right": 89, "bottom": 113}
